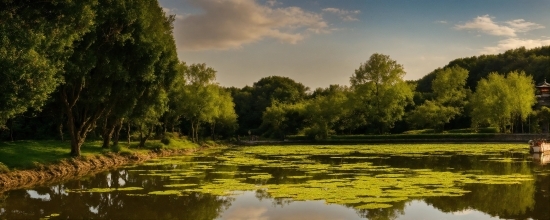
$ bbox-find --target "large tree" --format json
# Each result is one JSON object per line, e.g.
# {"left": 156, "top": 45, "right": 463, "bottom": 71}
{"left": 0, "top": 0, "right": 96, "bottom": 127}
{"left": 350, "top": 53, "right": 414, "bottom": 134}
{"left": 303, "top": 85, "right": 349, "bottom": 139}
{"left": 177, "top": 63, "right": 237, "bottom": 142}
{"left": 232, "top": 76, "right": 309, "bottom": 135}
{"left": 60, "top": 0, "right": 179, "bottom": 156}
{"left": 407, "top": 66, "right": 470, "bottom": 131}
{"left": 469, "top": 71, "right": 535, "bottom": 132}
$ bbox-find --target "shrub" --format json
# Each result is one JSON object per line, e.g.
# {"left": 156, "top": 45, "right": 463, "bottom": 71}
{"left": 111, "top": 144, "right": 122, "bottom": 153}
{"left": 0, "top": 162, "right": 9, "bottom": 173}
{"left": 161, "top": 137, "right": 172, "bottom": 145}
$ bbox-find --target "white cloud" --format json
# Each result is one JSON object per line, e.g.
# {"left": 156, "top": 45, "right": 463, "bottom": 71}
{"left": 162, "top": 7, "right": 184, "bottom": 20}
{"left": 480, "top": 38, "right": 550, "bottom": 54}
{"left": 455, "top": 15, "right": 545, "bottom": 37}
{"left": 175, "top": 0, "right": 328, "bottom": 51}
{"left": 455, "top": 15, "right": 515, "bottom": 36}
{"left": 265, "top": 0, "right": 279, "bottom": 7}
{"left": 435, "top": 20, "right": 447, "bottom": 24}
{"left": 322, "top": 7, "right": 360, "bottom": 21}
{"left": 505, "top": 19, "right": 544, "bottom": 32}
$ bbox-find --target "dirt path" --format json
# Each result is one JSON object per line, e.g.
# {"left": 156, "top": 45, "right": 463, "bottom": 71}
{"left": 0, "top": 148, "right": 196, "bottom": 192}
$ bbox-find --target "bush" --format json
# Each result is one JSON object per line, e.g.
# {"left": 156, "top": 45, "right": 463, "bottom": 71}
{"left": 0, "top": 162, "right": 9, "bottom": 173}
{"left": 161, "top": 137, "right": 172, "bottom": 145}
{"left": 111, "top": 144, "right": 122, "bottom": 153}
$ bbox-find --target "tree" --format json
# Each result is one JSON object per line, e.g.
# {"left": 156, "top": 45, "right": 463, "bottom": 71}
{"left": 233, "top": 76, "right": 309, "bottom": 135}
{"left": 407, "top": 100, "right": 458, "bottom": 131}
{"left": 209, "top": 88, "right": 238, "bottom": 140}
{"left": 350, "top": 53, "right": 414, "bottom": 134}
{"left": 470, "top": 73, "right": 511, "bottom": 132}
{"left": 261, "top": 101, "right": 306, "bottom": 139}
{"left": 407, "top": 66, "right": 470, "bottom": 131}
{"left": 60, "top": 0, "right": 179, "bottom": 156}
{"left": 507, "top": 71, "right": 536, "bottom": 132}
{"left": 469, "top": 72, "right": 535, "bottom": 133}
{"left": 177, "top": 63, "right": 232, "bottom": 143}
{"left": 0, "top": 0, "right": 96, "bottom": 127}
{"left": 302, "top": 85, "right": 349, "bottom": 139}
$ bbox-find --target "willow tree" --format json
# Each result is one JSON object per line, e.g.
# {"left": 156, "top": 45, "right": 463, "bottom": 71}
{"left": 470, "top": 71, "right": 535, "bottom": 132}
{"left": 60, "top": 0, "right": 179, "bottom": 156}
{"left": 0, "top": 0, "right": 96, "bottom": 127}
{"left": 506, "top": 71, "right": 536, "bottom": 132}
{"left": 350, "top": 53, "right": 414, "bottom": 134}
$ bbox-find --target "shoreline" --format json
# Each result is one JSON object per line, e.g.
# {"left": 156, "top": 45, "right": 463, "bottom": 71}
{"left": 0, "top": 148, "right": 198, "bottom": 193}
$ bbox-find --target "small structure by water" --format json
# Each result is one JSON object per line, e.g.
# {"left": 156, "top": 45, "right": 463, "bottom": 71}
{"left": 529, "top": 139, "right": 550, "bottom": 153}
{"left": 535, "top": 79, "right": 550, "bottom": 109}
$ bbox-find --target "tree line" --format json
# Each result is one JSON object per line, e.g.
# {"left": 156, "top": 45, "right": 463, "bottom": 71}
{"left": 1, "top": 1, "right": 549, "bottom": 153}
{"left": 0, "top": 0, "right": 237, "bottom": 156}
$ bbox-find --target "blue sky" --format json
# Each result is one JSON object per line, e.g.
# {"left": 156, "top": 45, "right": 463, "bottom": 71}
{"left": 158, "top": 0, "right": 550, "bottom": 89}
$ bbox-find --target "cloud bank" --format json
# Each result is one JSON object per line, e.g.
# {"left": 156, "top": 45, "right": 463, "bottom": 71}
{"left": 456, "top": 15, "right": 548, "bottom": 54}
{"left": 174, "top": 0, "right": 328, "bottom": 51}
{"left": 322, "top": 8, "right": 360, "bottom": 21}
{"left": 455, "top": 15, "right": 544, "bottom": 37}
{"left": 480, "top": 38, "right": 550, "bottom": 54}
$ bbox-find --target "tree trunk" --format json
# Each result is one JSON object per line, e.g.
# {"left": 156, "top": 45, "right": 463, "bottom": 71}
{"left": 127, "top": 122, "right": 131, "bottom": 145}
{"left": 191, "top": 121, "right": 196, "bottom": 143}
{"left": 138, "top": 124, "right": 144, "bottom": 148}
{"left": 113, "top": 120, "right": 123, "bottom": 146}
{"left": 102, "top": 118, "right": 116, "bottom": 149}
{"left": 9, "top": 119, "right": 14, "bottom": 142}
{"left": 59, "top": 122, "right": 64, "bottom": 142}
{"left": 66, "top": 110, "right": 84, "bottom": 157}
{"left": 139, "top": 124, "right": 153, "bottom": 148}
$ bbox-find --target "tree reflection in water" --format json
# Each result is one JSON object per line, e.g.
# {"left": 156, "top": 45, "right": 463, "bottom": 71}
{"left": 0, "top": 169, "right": 233, "bottom": 219}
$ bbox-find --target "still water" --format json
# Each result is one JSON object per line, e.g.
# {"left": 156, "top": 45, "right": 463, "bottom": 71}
{"left": 1, "top": 144, "right": 549, "bottom": 220}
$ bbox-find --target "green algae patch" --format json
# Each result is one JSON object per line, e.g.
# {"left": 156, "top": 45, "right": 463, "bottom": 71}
{"left": 354, "top": 203, "right": 393, "bottom": 209}
{"left": 248, "top": 173, "right": 273, "bottom": 180}
{"left": 122, "top": 143, "right": 534, "bottom": 211}
{"left": 67, "top": 187, "right": 144, "bottom": 193}
{"left": 164, "top": 183, "right": 198, "bottom": 188}
{"left": 148, "top": 190, "right": 184, "bottom": 196}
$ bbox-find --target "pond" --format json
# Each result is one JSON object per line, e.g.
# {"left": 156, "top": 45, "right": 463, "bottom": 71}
{"left": 1, "top": 144, "right": 549, "bottom": 219}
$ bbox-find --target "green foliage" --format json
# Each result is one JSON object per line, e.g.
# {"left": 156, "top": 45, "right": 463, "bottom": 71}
{"left": 111, "top": 144, "right": 123, "bottom": 153}
{"left": 416, "top": 46, "right": 550, "bottom": 93}
{"left": 230, "top": 76, "right": 309, "bottom": 135}
{"left": 161, "top": 137, "right": 172, "bottom": 145}
{"left": 175, "top": 64, "right": 236, "bottom": 142}
{"left": 302, "top": 85, "right": 350, "bottom": 139}
{"left": 408, "top": 66, "right": 470, "bottom": 131}
{"left": 56, "top": 0, "right": 179, "bottom": 155}
{"left": 0, "top": 162, "right": 9, "bottom": 173}
{"left": 470, "top": 71, "right": 535, "bottom": 132}
{"left": 350, "top": 53, "right": 414, "bottom": 134}
{"left": 0, "top": 0, "right": 96, "bottom": 126}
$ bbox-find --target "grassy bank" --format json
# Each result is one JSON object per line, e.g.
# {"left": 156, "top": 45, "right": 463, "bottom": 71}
{"left": 0, "top": 138, "right": 198, "bottom": 173}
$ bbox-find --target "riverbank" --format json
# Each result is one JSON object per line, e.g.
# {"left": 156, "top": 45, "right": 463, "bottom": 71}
{"left": 0, "top": 139, "right": 208, "bottom": 192}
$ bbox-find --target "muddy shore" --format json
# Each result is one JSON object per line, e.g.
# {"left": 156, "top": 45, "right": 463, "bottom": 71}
{"left": 0, "top": 148, "right": 197, "bottom": 192}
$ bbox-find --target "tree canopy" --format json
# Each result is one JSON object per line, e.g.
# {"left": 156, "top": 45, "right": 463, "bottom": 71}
{"left": 0, "top": 0, "right": 96, "bottom": 127}
{"left": 350, "top": 53, "right": 414, "bottom": 134}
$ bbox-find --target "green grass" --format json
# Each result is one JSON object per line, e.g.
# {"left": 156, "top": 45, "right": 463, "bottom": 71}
{"left": 0, "top": 139, "right": 199, "bottom": 171}
{"left": 0, "top": 140, "right": 104, "bottom": 170}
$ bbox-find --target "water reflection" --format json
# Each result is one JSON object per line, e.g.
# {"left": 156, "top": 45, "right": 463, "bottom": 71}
{"left": 0, "top": 145, "right": 548, "bottom": 219}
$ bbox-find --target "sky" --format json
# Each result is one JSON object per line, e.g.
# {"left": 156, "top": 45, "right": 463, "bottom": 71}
{"left": 158, "top": 0, "right": 550, "bottom": 89}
